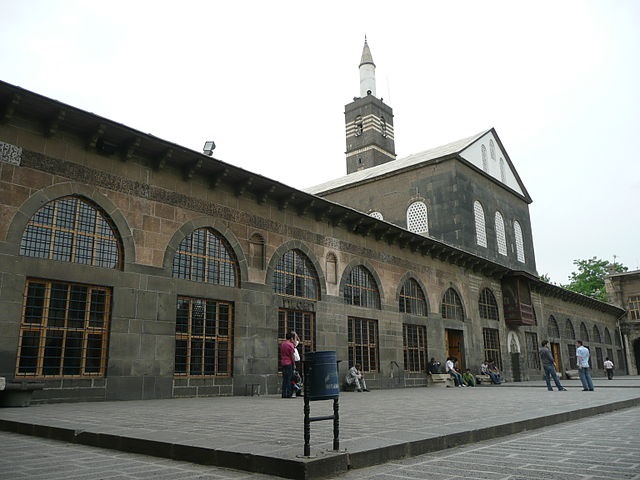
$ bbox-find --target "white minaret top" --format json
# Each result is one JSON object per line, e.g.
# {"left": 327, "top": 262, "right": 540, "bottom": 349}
{"left": 359, "top": 37, "right": 376, "bottom": 97}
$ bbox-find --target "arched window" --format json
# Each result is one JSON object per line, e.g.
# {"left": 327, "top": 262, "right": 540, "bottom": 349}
{"left": 474, "top": 201, "right": 487, "bottom": 247}
{"left": 499, "top": 158, "right": 506, "bottom": 182}
{"left": 514, "top": 221, "right": 525, "bottom": 263}
{"left": 441, "top": 288, "right": 464, "bottom": 321}
{"left": 172, "top": 228, "right": 238, "bottom": 287}
{"left": 592, "top": 325, "right": 602, "bottom": 343}
{"left": 481, "top": 144, "right": 488, "bottom": 172}
{"left": 369, "top": 211, "right": 383, "bottom": 220}
{"left": 273, "top": 249, "right": 319, "bottom": 300}
{"left": 478, "top": 288, "right": 499, "bottom": 320}
{"left": 344, "top": 265, "right": 380, "bottom": 309}
{"left": 495, "top": 212, "right": 507, "bottom": 256}
{"left": 406, "top": 201, "right": 428, "bottom": 234}
{"left": 547, "top": 315, "right": 560, "bottom": 338}
{"left": 399, "top": 278, "right": 427, "bottom": 316}
{"left": 564, "top": 319, "right": 576, "bottom": 339}
{"left": 20, "top": 196, "right": 122, "bottom": 269}
{"left": 604, "top": 328, "right": 612, "bottom": 345}
{"left": 579, "top": 322, "right": 590, "bottom": 342}
{"left": 489, "top": 139, "right": 496, "bottom": 160}
{"left": 380, "top": 115, "right": 387, "bottom": 137}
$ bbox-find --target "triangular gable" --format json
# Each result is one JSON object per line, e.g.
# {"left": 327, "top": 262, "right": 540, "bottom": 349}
{"left": 459, "top": 129, "right": 531, "bottom": 201}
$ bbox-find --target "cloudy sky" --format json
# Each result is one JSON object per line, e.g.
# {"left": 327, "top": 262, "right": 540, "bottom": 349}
{"left": 2, "top": 1, "right": 638, "bottom": 285}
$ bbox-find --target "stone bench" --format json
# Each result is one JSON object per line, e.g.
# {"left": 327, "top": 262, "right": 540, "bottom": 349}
{"left": 428, "top": 373, "right": 454, "bottom": 388}
{"left": 0, "top": 378, "right": 45, "bottom": 407}
{"left": 475, "top": 374, "right": 492, "bottom": 384}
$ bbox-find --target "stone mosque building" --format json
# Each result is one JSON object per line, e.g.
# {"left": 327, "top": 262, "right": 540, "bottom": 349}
{"left": 0, "top": 40, "right": 635, "bottom": 403}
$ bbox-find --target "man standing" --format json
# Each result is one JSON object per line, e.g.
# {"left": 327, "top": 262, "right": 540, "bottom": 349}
{"left": 280, "top": 332, "right": 296, "bottom": 398}
{"left": 575, "top": 340, "right": 594, "bottom": 391}
{"left": 539, "top": 340, "right": 567, "bottom": 391}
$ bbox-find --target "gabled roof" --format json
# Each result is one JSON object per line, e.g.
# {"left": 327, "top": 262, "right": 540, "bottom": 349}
{"left": 306, "top": 128, "right": 532, "bottom": 202}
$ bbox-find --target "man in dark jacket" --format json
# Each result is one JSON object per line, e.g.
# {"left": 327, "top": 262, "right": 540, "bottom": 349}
{"left": 539, "top": 340, "right": 568, "bottom": 391}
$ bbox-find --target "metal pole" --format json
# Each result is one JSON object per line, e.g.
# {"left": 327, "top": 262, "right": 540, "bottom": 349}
{"left": 332, "top": 397, "right": 339, "bottom": 451}
{"left": 303, "top": 361, "right": 311, "bottom": 457}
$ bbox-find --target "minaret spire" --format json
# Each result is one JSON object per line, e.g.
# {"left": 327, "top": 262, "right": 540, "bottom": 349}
{"left": 359, "top": 36, "right": 376, "bottom": 97}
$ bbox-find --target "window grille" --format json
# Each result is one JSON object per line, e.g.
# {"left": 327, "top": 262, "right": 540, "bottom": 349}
{"left": 406, "top": 201, "right": 428, "bottom": 234}
{"left": 489, "top": 139, "right": 496, "bottom": 160}
{"left": 595, "top": 347, "right": 604, "bottom": 369}
{"left": 16, "top": 279, "right": 111, "bottom": 378}
{"left": 441, "top": 288, "right": 464, "bottom": 321}
{"left": 273, "top": 249, "right": 319, "bottom": 300}
{"left": 567, "top": 344, "right": 577, "bottom": 369}
{"left": 482, "top": 328, "right": 502, "bottom": 370}
{"left": 347, "top": 317, "right": 378, "bottom": 373}
{"left": 564, "top": 319, "right": 575, "bottom": 339}
{"left": 547, "top": 316, "right": 560, "bottom": 338}
{"left": 399, "top": 278, "right": 427, "bottom": 316}
{"left": 495, "top": 212, "right": 507, "bottom": 256}
{"left": 514, "top": 221, "right": 525, "bottom": 263}
{"left": 525, "top": 332, "right": 540, "bottom": 369}
{"left": 478, "top": 288, "right": 499, "bottom": 320}
{"left": 403, "top": 324, "right": 427, "bottom": 373}
{"left": 20, "top": 196, "right": 121, "bottom": 269}
{"left": 175, "top": 297, "right": 232, "bottom": 377}
{"left": 172, "top": 228, "right": 238, "bottom": 286}
{"left": 474, "top": 201, "right": 487, "bottom": 247}
{"left": 277, "top": 309, "right": 315, "bottom": 371}
{"left": 369, "top": 211, "right": 383, "bottom": 220}
{"left": 592, "top": 325, "right": 602, "bottom": 343}
{"left": 579, "top": 322, "right": 590, "bottom": 342}
{"left": 344, "top": 265, "right": 380, "bottom": 309}
{"left": 604, "top": 328, "right": 612, "bottom": 345}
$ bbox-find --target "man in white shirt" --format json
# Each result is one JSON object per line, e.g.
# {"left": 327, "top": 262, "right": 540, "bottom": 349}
{"left": 575, "top": 340, "right": 594, "bottom": 391}
{"left": 604, "top": 357, "right": 614, "bottom": 380}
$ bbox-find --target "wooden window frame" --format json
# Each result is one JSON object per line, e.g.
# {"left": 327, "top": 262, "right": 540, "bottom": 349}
{"left": 273, "top": 249, "right": 319, "bottom": 300}
{"left": 16, "top": 279, "right": 111, "bottom": 378}
{"left": 524, "top": 331, "right": 540, "bottom": 370}
{"left": 441, "top": 288, "right": 464, "bottom": 321}
{"left": 478, "top": 288, "right": 499, "bottom": 320}
{"left": 482, "top": 327, "right": 502, "bottom": 370}
{"left": 19, "top": 196, "right": 122, "bottom": 269}
{"left": 399, "top": 278, "right": 427, "bottom": 316}
{"left": 344, "top": 266, "right": 380, "bottom": 309}
{"left": 174, "top": 296, "right": 233, "bottom": 377}
{"left": 347, "top": 317, "right": 378, "bottom": 373}
{"left": 403, "top": 324, "right": 427, "bottom": 373}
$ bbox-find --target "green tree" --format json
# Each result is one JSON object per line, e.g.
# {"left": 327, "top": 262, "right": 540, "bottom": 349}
{"left": 539, "top": 273, "right": 551, "bottom": 283}
{"left": 563, "top": 257, "right": 627, "bottom": 301}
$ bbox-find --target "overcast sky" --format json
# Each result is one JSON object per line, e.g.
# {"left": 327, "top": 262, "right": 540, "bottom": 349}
{"left": 2, "top": 1, "right": 639, "bottom": 285}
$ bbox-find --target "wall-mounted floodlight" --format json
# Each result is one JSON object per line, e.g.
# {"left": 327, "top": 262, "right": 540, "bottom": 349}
{"left": 203, "top": 141, "right": 216, "bottom": 156}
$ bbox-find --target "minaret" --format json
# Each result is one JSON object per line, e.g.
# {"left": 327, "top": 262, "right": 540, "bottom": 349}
{"left": 345, "top": 38, "right": 396, "bottom": 174}
{"left": 359, "top": 37, "right": 376, "bottom": 97}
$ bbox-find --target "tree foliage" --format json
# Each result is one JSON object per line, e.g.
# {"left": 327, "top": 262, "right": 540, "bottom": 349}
{"left": 563, "top": 257, "right": 627, "bottom": 301}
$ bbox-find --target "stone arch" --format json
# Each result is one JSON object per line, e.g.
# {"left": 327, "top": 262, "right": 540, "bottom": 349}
{"left": 396, "top": 271, "right": 430, "bottom": 315}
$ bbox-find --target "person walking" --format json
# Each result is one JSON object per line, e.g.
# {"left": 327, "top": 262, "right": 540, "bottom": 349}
{"left": 575, "top": 340, "right": 594, "bottom": 391}
{"left": 539, "top": 340, "right": 567, "bottom": 391}
{"left": 604, "top": 357, "right": 614, "bottom": 380}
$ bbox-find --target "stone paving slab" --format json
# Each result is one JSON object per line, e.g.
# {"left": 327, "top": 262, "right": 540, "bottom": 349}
{"left": 0, "top": 377, "right": 638, "bottom": 479}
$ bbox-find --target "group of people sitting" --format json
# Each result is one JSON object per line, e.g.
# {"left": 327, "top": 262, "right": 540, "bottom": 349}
{"left": 428, "top": 357, "right": 504, "bottom": 387}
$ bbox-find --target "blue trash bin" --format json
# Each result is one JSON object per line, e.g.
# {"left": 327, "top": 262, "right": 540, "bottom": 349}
{"left": 304, "top": 351, "right": 340, "bottom": 401}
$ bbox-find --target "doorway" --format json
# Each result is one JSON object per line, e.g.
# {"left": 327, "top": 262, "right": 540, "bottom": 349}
{"left": 551, "top": 342, "right": 562, "bottom": 373}
{"left": 445, "top": 329, "right": 465, "bottom": 369}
